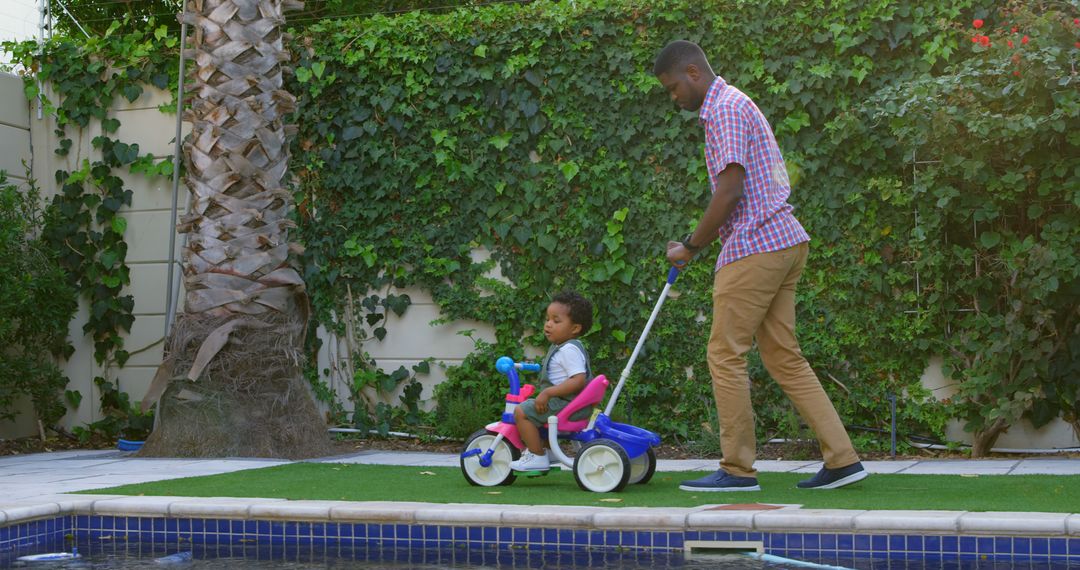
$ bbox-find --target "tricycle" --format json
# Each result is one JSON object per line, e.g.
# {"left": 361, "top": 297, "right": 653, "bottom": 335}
{"left": 459, "top": 268, "right": 680, "bottom": 493}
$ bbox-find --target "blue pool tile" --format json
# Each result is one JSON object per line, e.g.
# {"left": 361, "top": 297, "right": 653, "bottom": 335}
{"left": 871, "top": 535, "right": 887, "bottom": 551}
{"left": 620, "top": 531, "right": 636, "bottom": 547}
{"left": 512, "top": 528, "right": 526, "bottom": 543}
{"left": 497, "top": 527, "right": 511, "bottom": 543}
{"left": 685, "top": 530, "right": 700, "bottom": 542}
{"left": 994, "top": 536, "right": 1011, "bottom": 554}
{"left": 853, "top": 535, "right": 870, "bottom": 551}
{"left": 748, "top": 532, "right": 763, "bottom": 542}
{"left": 731, "top": 531, "right": 747, "bottom": 541}
{"left": 541, "top": 528, "right": 556, "bottom": 544}
{"left": 1013, "top": 537, "right": 1030, "bottom": 555}
{"left": 667, "top": 534, "right": 683, "bottom": 549}
{"left": 470, "top": 527, "right": 483, "bottom": 542}
{"left": 439, "top": 526, "right": 452, "bottom": 541}
{"left": 425, "top": 525, "right": 438, "bottom": 540}
{"left": 889, "top": 535, "right": 905, "bottom": 551}
{"left": 959, "top": 536, "right": 976, "bottom": 554}
{"left": 638, "top": 533, "right": 652, "bottom": 548}
{"left": 770, "top": 534, "right": 787, "bottom": 548}
{"left": 454, "top": 527, "right": 467, "bottom": 542}
{"left": 189, "top": 519, "right": 202, "bottom": 533}
{"left": 1050, "top": 538, "right": 1067, "bottom": 555}
{"left": 1032, "top": 538, "right": 1050, "bottom": 555}
{"left": 1070, "top": 538, "right": 1080, "bottom": 555}
{"left": 838, "top": 534, "right": 854, "bottom": 551}
{"left": 588, "top": 530, "right": 604, "bottom": 547}
{"left": 127, "top": 517, "right": 140, "bottom": 531}
{"left": 179, "top": 519, "right": 192, "bottom": 533}
{"left": 821, "top": 534, "right": 837, "bottom": 550}
{"left": 604, "top": 530, "right": 619, "bottom": 546}
{"left": 803, "top": 533, "right": 820, "bottom": 550}
{"left": 977, "top": 537, "right": 994, "bottom": 554}
{"left": 942, "top": 535, "right": 959, "bottom": 553}
{"left": 653, "top": 533, "right": 668, "bottom": 549}
{"left": 483, "top": 527, "right": 496, "bottom": 543}
{"left": 572, "top": 530, "right": 587, "bottom": 546}
{"left": 409, "top": 526, "right": 422, "bottom": 540}
{"left": 77, "top": 515, "right": 89, "bottom": 529}
{"left": 907, "top": 535, "right": 923, "bottom": 552}
{"left": 924, "top": 535, "right": 940, "bottom": 552}
{"left": 788, "top": 534, "right": 803, "bottom": 549}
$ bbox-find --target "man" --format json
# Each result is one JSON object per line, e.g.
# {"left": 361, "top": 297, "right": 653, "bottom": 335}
{"left": 654, "top": 40, "right": 867, "bottom": 491}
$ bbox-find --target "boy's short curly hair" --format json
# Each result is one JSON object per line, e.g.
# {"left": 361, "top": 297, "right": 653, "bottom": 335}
{"left": 551, "top": 291, "right": 593, "bottom": 335}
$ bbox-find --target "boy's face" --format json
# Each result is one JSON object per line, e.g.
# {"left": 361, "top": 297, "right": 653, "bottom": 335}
{"left": 544, "top": 302, "right": 581, "bottom": 345}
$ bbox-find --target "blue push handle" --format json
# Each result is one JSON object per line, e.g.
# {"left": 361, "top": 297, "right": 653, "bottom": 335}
{"left": 520, "top": 363, "right": 541, "bottom": 372}
{"left": 667, "top": 266, "right": 680, "bottom": 284}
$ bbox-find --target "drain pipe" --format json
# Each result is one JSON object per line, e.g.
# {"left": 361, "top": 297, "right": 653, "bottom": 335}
{"left": 744, "top": 552, "right": 851, "bottom": 570}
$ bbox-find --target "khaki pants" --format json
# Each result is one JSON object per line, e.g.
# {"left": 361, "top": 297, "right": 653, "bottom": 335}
{"left": 708, "top": 242, "right": 859, "bottom": 478}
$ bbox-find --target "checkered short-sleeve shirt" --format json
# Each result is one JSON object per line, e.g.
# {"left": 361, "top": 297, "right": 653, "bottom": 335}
{"left": 699, "top": 76, "right": 809, "bottom": 269}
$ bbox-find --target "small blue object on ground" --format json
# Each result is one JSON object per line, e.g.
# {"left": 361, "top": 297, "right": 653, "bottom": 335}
{"left": 679, "top": 469, "right": 761, "bottom": 492}
{"left": 116, "top": 439, "right": 144, "bottom": 452}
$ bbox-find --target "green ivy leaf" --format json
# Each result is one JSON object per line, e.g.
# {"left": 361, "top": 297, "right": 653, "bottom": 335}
{"left": 979, "top": 232, "right": 1001, "bottom": 249}
{"left": 559, "top": 161, "right": 580, "bottom": 182}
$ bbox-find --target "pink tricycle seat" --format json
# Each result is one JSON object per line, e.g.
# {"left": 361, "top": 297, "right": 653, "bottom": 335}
{"left": 549, "top": 374, "right": 608, "bottom": 433}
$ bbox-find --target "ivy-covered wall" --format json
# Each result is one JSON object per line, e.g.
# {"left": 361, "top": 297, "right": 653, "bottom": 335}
{"left": 289, "top": 0, "right": 1079, "bottom": 451}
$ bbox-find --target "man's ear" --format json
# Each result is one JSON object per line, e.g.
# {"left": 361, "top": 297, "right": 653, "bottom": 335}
{"left": 685, "top": 63, "right": 701, "bottom": 82}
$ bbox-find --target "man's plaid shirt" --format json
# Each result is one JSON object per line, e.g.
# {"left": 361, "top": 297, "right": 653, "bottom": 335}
{"left": 699, "top": 76, "right": 810, "bottom": 270}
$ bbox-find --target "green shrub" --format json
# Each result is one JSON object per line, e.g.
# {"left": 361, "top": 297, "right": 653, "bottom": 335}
{"left": 0, "top": 170, "right": 77, "bottom": 428}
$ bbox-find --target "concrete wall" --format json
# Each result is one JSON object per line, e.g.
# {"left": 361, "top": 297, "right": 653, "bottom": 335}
{"left": 0, "top": 74, "right": 1075, "bottom": 451}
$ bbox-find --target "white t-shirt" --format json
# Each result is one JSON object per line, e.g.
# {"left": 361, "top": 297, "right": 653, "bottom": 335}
{"left": 547, "top": 343, "right": 587, "bottom": 386}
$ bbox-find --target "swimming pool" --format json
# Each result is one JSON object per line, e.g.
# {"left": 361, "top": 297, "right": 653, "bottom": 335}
{"left": 2, "top": 510, "right": 1078, "bottom": 569}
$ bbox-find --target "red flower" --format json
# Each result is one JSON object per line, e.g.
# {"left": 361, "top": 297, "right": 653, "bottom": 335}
{"left": 1007, "top": 39, "right": 1014, "bottom": 48}
{"left": 1013, "top": 70, "right": 1021, "bottom": 77}
{"left": 1011, "top": 26, "right": 1018, "bottom": 33}
{"left": 1074, "top": 18, "right": 1079, "bottom": 26}
{"left": 1076, "top": 41, "right": 1080, "bottom": 49}
{"left": 979, "top": 36, "right": 991, "bottom": 47}
{"left": 973, "top": 19, "right": 984, "bottom": 29}
{"left": 972, "top": 36, "right": 980, "bottom": 43}
{"left": 1021, "top": 35, "right": 1029, "bottom": 44}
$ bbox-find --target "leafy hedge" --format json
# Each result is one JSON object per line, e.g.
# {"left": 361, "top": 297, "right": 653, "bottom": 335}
{"left": 287, "top": 0, "right": 1060, "bottom": 449}
{"left": 0, "top": 171, "right": 77, "bottom": 428}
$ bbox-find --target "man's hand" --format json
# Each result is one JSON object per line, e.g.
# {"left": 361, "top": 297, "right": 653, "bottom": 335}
{"left": 667, "top": 240, "right": 693, "bottom": 268}
{"left": 535, "top": 392, "right": 550, "bottom": 414}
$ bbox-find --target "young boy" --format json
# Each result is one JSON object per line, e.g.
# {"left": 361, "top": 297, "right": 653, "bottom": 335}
{"left": 508, "top": 291, "right": 594, "bottom": 472}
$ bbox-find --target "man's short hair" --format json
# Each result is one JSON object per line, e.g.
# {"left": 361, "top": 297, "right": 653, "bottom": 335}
{"left": 653, "top": 40, "right": 708, "bottom": 76}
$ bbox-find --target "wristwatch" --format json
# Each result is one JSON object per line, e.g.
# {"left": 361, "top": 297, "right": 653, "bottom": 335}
{"left": 681, "top": 233, "right": 703, "bottom": 253}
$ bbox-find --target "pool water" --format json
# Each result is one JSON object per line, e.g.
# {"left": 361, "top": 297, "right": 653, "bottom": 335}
{"left": 6, "top": 539, "right": 1078, "bottom": 569}
{"left": 9, "top": 539, "right": 783, "bottom": 568}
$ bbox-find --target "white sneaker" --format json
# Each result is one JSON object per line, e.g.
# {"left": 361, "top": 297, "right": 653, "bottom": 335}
{"left": 510, "top": 450, "right": 550, "bottom": 471}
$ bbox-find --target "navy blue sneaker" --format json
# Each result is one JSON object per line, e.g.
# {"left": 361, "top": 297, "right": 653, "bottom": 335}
{"left": 679, "top": 469, "right": 760, "bottom": 492}
{"left": 797, "top": 462, "right": 868, "bottom": 489}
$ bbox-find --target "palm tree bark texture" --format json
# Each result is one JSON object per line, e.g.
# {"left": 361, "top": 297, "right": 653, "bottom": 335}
{"left": 140, "top": 0, "right": 331, "bottom": 458}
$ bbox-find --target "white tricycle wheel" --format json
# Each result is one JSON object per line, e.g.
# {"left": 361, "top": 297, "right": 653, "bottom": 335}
{"left": 573, "top": 438, "right": 631, "bottom": 493}
{"left": 461, "top": 429, "right": 519, "bottom": 487}
{"left": 628, "top": 447, "right": 657, "bottom": 485}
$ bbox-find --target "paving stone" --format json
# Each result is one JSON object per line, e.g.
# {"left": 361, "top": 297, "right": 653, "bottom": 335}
{"left": 855, "top": 510, "right": 962, "bottom": 532}
{"left": 754, "top": 509, "right": 864, "bottom": 531}
{"left": 958, "top": 511, "right": 1069, "bottom": 535}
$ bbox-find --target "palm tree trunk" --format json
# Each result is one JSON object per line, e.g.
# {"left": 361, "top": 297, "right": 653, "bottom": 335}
{"left": 140, "top": 0, "right": 329, "bottom": 458}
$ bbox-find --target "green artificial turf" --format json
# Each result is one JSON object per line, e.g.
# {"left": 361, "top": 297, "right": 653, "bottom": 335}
{"left": 84, "top": 463, "right": 1080, "bottom": 513}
